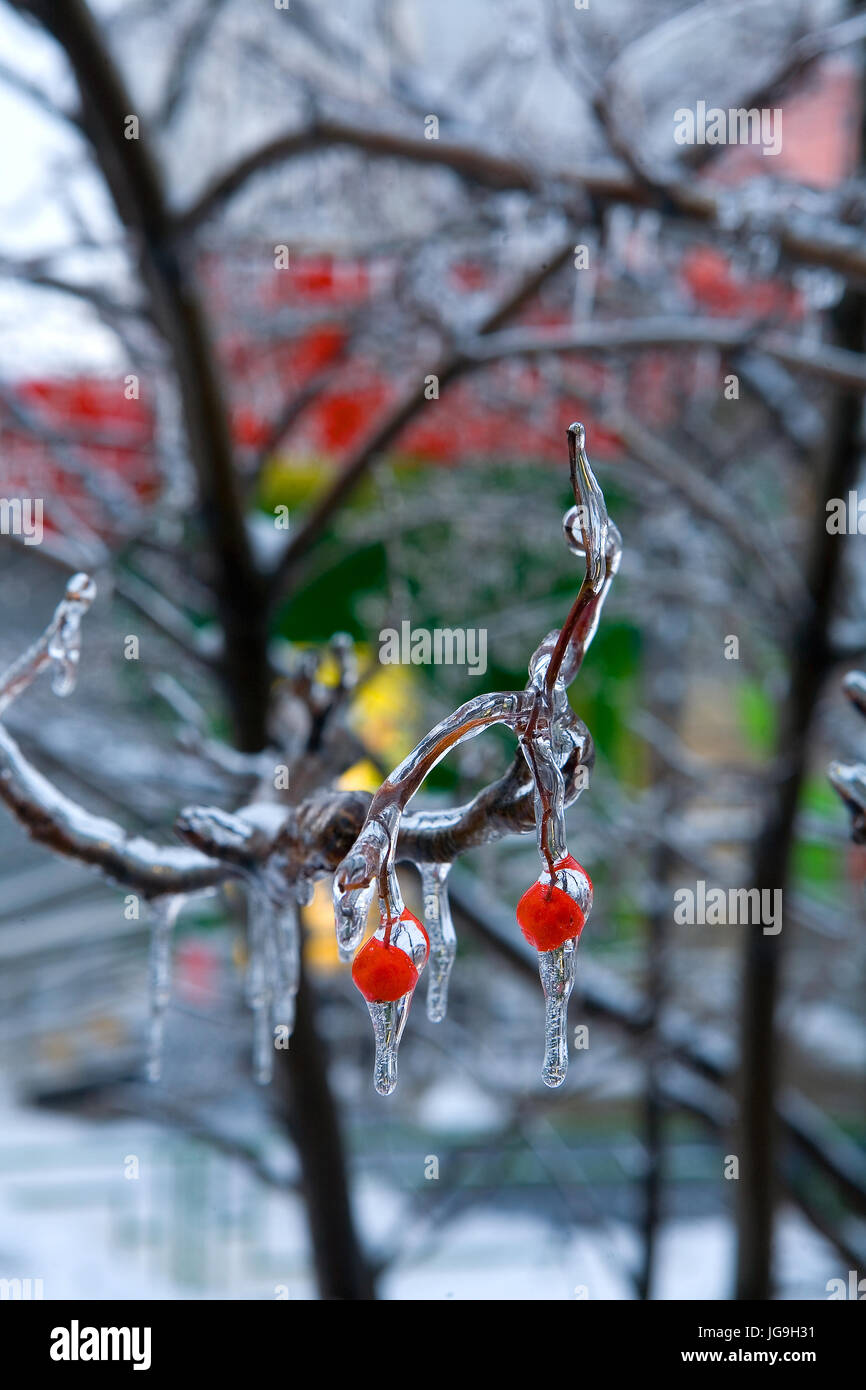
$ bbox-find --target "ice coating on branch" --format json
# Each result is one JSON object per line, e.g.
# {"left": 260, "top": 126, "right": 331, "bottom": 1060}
{"left": 333, "top": 819, "right": 394, "bottom": 956}
{"left": 522, "top": 728, "right": 569, "bottom": 865}
{"left": 567, "top": 423, "right": 608, "bottom": 591}
{"left": 0, "top": 572, "right": 96, "bottom": 717}
{"left": 333, "top": 692, "right": 529, "bottom": 960}
{"left": 146, "top": 894, "right": 184, "bottom": 1082}
{"left": 333, "top": 863, "right": 376, "bottom": 960}
{"left": 538, "top": 939, "right": 577, "bottom": 1087}
{"left": 48, "top": 574, "right": 96, "bottom": 697}
{"left": 419, "top": 861, "right": 456, "bottom": 1022}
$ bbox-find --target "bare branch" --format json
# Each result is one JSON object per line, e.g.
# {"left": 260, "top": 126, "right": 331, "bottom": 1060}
{"left": 11, "top": 0, "right": 270, "bottom": 748}
{"left": 266, "top": 241, "right": 576, "bottom": 606}
{"left": 0, "top": 721, "right": 228, "bottom": 895}
{"left": 176, "top": 116, "right": 541, "bottom": 235}
{"left": 0, "top": 573, "right": 227, "bottom": 894}
{"left": 174, "top": 116, "right": 866, "bottom": 281}
{"left": 113, "top": 569, "right": 222, "bottom": 667}
{"left": 0, "top": 56, "right": 81, "bottom": 128}
{"left": 459, "top": 318, "right": 866, "bottom": 393}
{"left": 611, "top": 410, "right": 804, "bottom": 615}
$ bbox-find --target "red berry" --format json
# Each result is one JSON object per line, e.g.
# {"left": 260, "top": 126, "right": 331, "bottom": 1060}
{"left": 351, "top": 907, "right": 429, "bottom": 1002}
{"left": 516, "top": 856, "right": 589, "bottom": 952}
{"left": 352, "top": 935, "right": 419, "bottom": 1002}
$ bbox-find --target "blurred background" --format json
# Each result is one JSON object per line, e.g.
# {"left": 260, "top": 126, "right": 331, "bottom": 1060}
{"left": 0, "top": 0, "right": 864, "bottom": 1302}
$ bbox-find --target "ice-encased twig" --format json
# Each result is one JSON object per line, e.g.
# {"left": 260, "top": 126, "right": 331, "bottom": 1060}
{"left": 0, "top": 572, "right": 95, "bottom": 715}
{"left": 335, "top": 424, "right": 617, "bottom": 1092}
{"left": 335, "top": 426, "right": 619, "bottom": 939}
{"left": 0, "top": 425, "right": 618, "bottom": 1096}
{"left": 0, "top": 576, "right": 230, "bottom": 897}
{"left": 334, "top": 691, "right": 531, "bottom": 948}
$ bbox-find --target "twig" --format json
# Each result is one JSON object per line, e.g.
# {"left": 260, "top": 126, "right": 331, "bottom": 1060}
{"left": 459, "top": 319, "right": 866, "bottom": 394}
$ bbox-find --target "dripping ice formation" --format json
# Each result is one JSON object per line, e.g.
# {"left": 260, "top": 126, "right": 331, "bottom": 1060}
{"left": 146, "top": 895, "right": 183, "bottom": 1083}
{"left": 335, "top": 423, "right": 621, "bottom": 1093}
{"left": 47, "top": 574, "right": 95, "bottom": 697}
{"left": 419, "top": 862, "right": 456, "bottom": 1023}
{"left": 244, "top": 884, "right": 302, "bottom": 1084}
{"left": 0, "top": 572, "right": 96, "bottom": 718}
{"left": 357, "top": 910, "right": 429, "bottom": 1095}
{"left": 0, "top": 425, "right": 619, "bottom": 1095}
{"left": 538, "top": 939, "right": 577, "bottom": 1088}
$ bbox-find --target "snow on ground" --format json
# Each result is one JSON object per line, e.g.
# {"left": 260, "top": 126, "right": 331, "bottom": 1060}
{"left": 0, "top": 1085, "right": 842, "bottom": 1301}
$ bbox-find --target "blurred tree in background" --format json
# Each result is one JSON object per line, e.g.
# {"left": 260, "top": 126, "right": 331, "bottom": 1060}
{"left": 0, "top": 0, "right": 864, "bottom": 1301}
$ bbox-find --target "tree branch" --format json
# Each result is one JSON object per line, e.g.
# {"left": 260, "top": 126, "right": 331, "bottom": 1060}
{"left": 266, "top": 241, "right": 575, "bottom": 607}
{"left": 459, "top": 318, "right": 866, "bottom": 393}
{"left": 175, "top": 116, "right": 866, "bottom": 281}
{"left": 11, "top": 0, "right": 270, "bottom": 749}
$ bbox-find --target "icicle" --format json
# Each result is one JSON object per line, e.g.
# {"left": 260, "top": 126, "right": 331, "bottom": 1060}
{"left": 516, "top": 853, "right": 591, "bottom": 1086}
{"left": 48, "top": 573, "right": 96, "bottom": 697}
{"left": 352, "top": 907, "right": 428, "bottom": 1095}
{"left": 538, "top": 939, "right": 577, "bottom": 1087}
{"left": 419, "top": 862, "right": 456, "bottom": 1022}
{"left": 365, "top": 996, "right": 407, "bottom": 1095}
{"left": 146, "top": 895, "right": 183, "bottom": 1083}
{"left": 271, "top": 896, "right": 300, "bottom": 1037}
{"left": 295, "top": 878, "right": 314, "bottom": 907}
{"left": 519, "top": 701, "right": 591, "bottom": 1086}
{"left": 245, "top": 886, "right": 275, "bottom": 1084}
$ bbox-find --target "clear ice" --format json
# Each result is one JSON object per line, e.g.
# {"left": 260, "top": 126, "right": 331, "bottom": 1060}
{"left": 419, "top": 862, "right": 456, "bottom": 1022}
{"left": 49, "top": 573, "right": 96, "bottom": 697}
{"left": 365, "top": 909, "right": 428, "bottom": 1095}
{"left": 245, "top": 882, "right": 302, "bottom": 1083}
{"left": 538, "top": 938, "right": 577, "bottom": 1088}
{"left": 146, "top": 894, "right": 184, "bottom": 1083}
{"left": 329, "top": 423, "right": 618, "bottom": 1093}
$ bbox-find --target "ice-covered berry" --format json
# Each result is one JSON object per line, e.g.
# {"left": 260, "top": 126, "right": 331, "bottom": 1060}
{"left": 351, "top": 907, "right": 429, "bottom": 1002}
{"left": 516, "top": 854, "right": 592, "bottom": 952}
